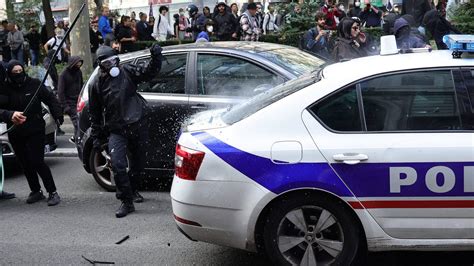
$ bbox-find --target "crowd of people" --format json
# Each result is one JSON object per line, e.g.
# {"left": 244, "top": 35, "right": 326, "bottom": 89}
{"left": 302, "top": 0, "right": 461, "bottom": 61}
{"left": 0, "top": 0, "right": 461, "bottom": 66}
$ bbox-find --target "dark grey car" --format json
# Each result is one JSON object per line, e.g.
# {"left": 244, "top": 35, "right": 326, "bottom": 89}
{"left": 76, "top": 42, "right": 326, "bottom": 191}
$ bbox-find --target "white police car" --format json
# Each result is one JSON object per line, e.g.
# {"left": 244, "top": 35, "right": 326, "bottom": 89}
{"left": 171, "top": 47, "right": 474, "bottom": 265}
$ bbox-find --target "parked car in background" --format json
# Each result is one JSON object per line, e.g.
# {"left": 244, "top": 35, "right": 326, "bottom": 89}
{"left": 76, "top": 42, "right": 326, "bottom": 191}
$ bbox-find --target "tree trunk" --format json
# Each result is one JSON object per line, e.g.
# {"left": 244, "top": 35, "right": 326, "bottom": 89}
{"left": 94, "top": 0, "right": 103, "bottom": 15}
{"left": 69, "top": 1, "right": 93, "bottom": 76}
{"left": 42, "top": 0, "right": 55, "bottom": 39}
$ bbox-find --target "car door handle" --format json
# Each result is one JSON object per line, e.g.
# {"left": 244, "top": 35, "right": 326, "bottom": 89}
{"left": 333, "top": 153, "right": 369, "bottom": 165}
{"left": 191, "top": 104, "right": 208, "bottom": 109}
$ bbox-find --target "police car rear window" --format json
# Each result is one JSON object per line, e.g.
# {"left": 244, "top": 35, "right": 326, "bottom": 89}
{"left": 222, "top": 75, "right": 317, "bottom": 125}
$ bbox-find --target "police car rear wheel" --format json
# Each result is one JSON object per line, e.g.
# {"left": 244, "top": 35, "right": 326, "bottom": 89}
{"left": 263, "top": 195, "right": 359, "bottom": 266}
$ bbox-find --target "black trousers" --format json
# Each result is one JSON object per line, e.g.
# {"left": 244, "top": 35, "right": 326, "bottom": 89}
{"left": 65, "top": 105, "right": 78, "bottom": 139}
{"left": 108, "top": 121, "right": 148, "bottom": 202}
{"left": 9, "top": 131, "right": 57, "bottom": 193}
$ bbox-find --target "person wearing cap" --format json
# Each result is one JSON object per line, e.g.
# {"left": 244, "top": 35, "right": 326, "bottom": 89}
{"left": 89, "top": 44, "right": 164, "bottom": 218}
{"left": 186, "top": 4, "right": 207, "bottom": 40}
{"left": 0, "top": 61, "right": 15, "bottom": 200}
{"left": 239, "top": 3, "right": 262, "bottom": 41}
{"left": 0, "top": 60, "right": 63, "bottom": 205}
{"left": 213, "top": 2, "right": 238, "bottom": 41}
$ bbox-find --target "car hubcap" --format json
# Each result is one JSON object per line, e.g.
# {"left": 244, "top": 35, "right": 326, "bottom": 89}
{"left": 93, "top": 149, "right": 114, "bottom": 187}
{"left": 277, "top": 206, "right": 344, "bottom": 266}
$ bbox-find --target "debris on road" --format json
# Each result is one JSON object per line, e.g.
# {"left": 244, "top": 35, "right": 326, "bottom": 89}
{"left": 115, "top": 235, "right": 130, "bottom": 245}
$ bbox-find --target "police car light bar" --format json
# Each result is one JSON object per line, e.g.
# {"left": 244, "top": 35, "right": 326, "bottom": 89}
{"left": 443, "top": 34, "right": 474, "bottom": 58}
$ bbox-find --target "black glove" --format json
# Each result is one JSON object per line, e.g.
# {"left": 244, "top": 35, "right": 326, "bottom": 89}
{"left": 150, "top": 43, "right": 163, "bottom": 57}
{"left": 185, "top": 27, "right": 192, "bottom": 33}
{"left": 93, "top": 137, "right": 107, "bottom": 152}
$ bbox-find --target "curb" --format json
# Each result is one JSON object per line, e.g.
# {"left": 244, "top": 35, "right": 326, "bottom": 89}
{"left": 46, "top": 148, "right": 78, "bottom": 158}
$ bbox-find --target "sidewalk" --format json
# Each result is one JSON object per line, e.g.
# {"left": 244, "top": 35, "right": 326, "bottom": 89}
{"left": 46, "top": 116, "right": 79, "bottom": 158}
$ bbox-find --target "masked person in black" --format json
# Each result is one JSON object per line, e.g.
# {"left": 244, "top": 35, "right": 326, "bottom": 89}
{"left": 0, "top": 60, "right": 63, "bottom": 205}
{"left": 89, "top": 44, "right": 163, "bottom": 218}
{"left": 0, "top": 61, "right": 15, "bottom": 200}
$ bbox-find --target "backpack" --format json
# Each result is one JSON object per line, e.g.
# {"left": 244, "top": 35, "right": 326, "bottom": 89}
{"left": 48, "top": 37, "right": 68, "bottom": 63}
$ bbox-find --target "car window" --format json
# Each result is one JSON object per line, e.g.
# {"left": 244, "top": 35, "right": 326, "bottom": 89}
{"left": 196, "top": 54, "right": 285, "bottom": 97}
{"left": 360, "top": 70, "right": 465, "bottom": 131}
{"left": 310, "top": 86, "right": 363, "bottom": 132}
{"left": 459, "top": 69, "right": 474, "bottom": 129}
{"left": 256, "top": 48, "right": 325, "bottom": 76}
{"left": 136, "top": 53, "right": 187, "bottom": 94}
{"left": 222, "top": 74, "right": 317, "bottom": 125}
{"left": 463, "top": 69, "right": 474, "bottom": 108}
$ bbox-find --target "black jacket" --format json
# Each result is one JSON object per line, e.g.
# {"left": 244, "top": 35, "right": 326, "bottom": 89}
{"left": 58, "top": 56, "right": 83, "bottom": 110}
{"left": 213, "top": 11, "right": 238, "bottom": 40}
{"left": 89, "top": 54, "right": 162, "bottom": 137}
{"left": 0, "top": 76, "right": 63, "bottom": 136}
{"left": 402, "top": 0, "right": 432, "bottom": 27}
{"left": 137, "top": 21, "right": 154, "bottom": 41}
{"left": 332, "top": 37, "right": 367, "bottom": 62}
{"left": 26, "top": 30, "right": 41, "bottom": 50}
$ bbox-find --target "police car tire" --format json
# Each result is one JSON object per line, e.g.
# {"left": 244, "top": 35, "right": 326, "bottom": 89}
{"left": 89, "top": 147, "right": 116, "bottom": 192}
{"left": 263, "top": 194, "right": 360, "bottom": 265}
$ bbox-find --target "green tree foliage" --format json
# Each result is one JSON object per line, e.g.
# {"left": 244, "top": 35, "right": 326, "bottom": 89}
{"left": 278, "top": 0, "right": 325, "bottom": 34}
{"left": 448, "top": 1, "right": 474, "bottom": 34}
{"left": 7, "top": 0, "right": 42, "bottom": 29}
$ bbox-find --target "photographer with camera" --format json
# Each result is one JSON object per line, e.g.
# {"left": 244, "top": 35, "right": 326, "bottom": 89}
{"left": 321, "top": 0, "right": 341, "bottom": 30}
{"left": 89, "top": 44, "right": 163, "bottom": 218}
{"left": 359, "top": 2, "right": 383, "bottom": 28}
{"left": 302, "top": 12, "right": 331, "bottom": 60}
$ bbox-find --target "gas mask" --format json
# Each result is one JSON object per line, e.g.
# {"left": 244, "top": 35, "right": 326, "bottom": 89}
{"left": 99, "top": 55, "right": 120, "bottom": 77}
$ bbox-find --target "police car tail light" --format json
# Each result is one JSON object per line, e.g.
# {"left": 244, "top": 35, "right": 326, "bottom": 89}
{"left": 175, "top": 144, "right": 205, "bottom": 181}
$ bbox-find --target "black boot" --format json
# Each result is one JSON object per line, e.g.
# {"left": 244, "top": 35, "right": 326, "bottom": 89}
{"left": 26, "top": 191, "right": 46, "bottom": 204}
{"left": 0, "top": 191, "right": 15, "bottom": 200}
{"left": 133, "top": 191, "right": 144, "bottom": 203}
{"left": 47, "top": 192, "right": 61, "bottom": 206}
{"left": 115, "top": 201, "right": 135, "bottom": 218}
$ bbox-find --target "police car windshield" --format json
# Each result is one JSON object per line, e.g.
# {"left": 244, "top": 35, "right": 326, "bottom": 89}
{"left": 222, "top": 74, "right": 318, "bottom": 125}
{"left": 256, "top": 48, "right": 325, "bottom": 76}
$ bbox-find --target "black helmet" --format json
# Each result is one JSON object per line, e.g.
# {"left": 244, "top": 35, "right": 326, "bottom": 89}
{"left": 187, "top": 4, "right": 198, "bottom": 17}
{"left": 96, "top": 45, "right": 117, "bottom": 62}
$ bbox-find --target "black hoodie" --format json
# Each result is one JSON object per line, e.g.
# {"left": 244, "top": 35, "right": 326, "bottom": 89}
{"left": 0, "top": 60, "right": 63, "bottom": 136}
{"left": 58, "top": 56, "right": 83, "bottom": 110}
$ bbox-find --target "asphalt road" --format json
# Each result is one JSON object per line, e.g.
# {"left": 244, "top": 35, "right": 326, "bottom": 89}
{"left": 0, "top": 134, "right": 473, "bottom": 265}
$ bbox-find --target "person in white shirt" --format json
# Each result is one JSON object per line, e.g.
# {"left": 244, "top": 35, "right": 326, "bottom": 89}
{"left": 43, "top": 28, "right": 70, "bottom": 63}
{"left": 152, "top": 6, "right": 174, "bottom": 42}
